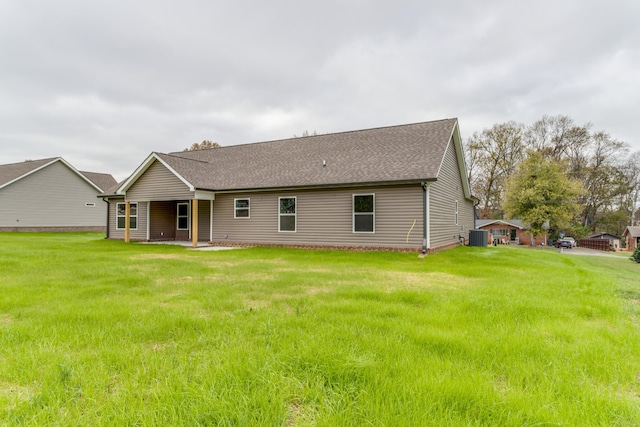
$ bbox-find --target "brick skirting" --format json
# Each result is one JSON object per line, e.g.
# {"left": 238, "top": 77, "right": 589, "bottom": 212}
{"left": 0, "top": 226, "right": 106, "bottom": 232}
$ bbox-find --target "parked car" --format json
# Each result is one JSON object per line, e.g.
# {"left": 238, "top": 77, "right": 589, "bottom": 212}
{"left": 564, "top": 237, "right": 577, "bottom": 247}
{"left": 555, "top": 238, "right": 573, "bottom": 249}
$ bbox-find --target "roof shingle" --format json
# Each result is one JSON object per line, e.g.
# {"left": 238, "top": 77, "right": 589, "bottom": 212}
{"left": 162, "top": 118, "right": 458, "bottom": 191}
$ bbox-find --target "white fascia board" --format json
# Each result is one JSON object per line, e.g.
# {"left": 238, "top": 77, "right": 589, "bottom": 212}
{"left": 0, "top": 158, "right": 58, "bottom": 190}
{"left": 56, "top": 157, "right": 104, "bottom": 192}
{"left": 194, "top": 190, "right": 215, "bottom": 200}
{"left": 117, "top": 152, "right": 195, "bottom": 195}
{"left": 0, "top": 157, "right": 102, "bottom": 193}
{"left": 435, "top": 120, "right": 473, "bottom": 202}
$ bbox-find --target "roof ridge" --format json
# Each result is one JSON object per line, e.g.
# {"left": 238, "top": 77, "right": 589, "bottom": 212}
{"left": 0, "top": 157, "right": 59, "bottom": 167}
{"left": 158, "top": 152, "right": 211, "bottom": 165}
{"left": 168, "top": 118, "right": 458, "bottom": 154}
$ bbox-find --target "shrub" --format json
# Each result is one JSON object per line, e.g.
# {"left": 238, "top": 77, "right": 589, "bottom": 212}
{"left": 631, "top": 245, "right": 640, "bottom": 263}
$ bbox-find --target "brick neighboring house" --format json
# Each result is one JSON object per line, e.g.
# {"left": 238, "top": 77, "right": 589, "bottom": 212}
{"left": 101, "top": 118, "right": 477, "bottom": 252}
{"left": 623, "top": 226, "right": 640, "bottom": 252}
{"left": 475, "top": 219, "right": 547, "bottom": 246}
{"left": 0, "top": 157, "right": 116, "bottom": 232}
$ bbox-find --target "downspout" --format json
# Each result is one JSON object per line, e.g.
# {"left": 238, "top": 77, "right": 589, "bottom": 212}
{"left": 421, "top": 182, "right": 430, "bottom": 254}
{"left": 102, "top": 198, "right": 109, "bottom": 239}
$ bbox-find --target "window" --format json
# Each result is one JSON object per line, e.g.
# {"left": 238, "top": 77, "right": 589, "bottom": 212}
{"left": 353, "top": 194, "right": 374, "bottom": 233}
{"left": 279, "top": 197, "right": 296, "bottom": 232}
{"left": 116, "top": 202, "right": 137, "bottom": 230}
{"left": 234, "top": 198, "right": 250, "bottom": 218}
{"left": 177, "top": 203, "right": 189, "bottom": 230}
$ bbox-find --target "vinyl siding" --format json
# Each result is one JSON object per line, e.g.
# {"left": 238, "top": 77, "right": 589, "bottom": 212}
{"left": 429, "top": 138, "right": 475, "bottom": 248}
{"left": 107, "top": 200, "right": 148, "bottom": 240}
{"left": 198, "top": 200, "right": 211, "bottom": 241}
{"left": 0, "top": 160, "right": 106, "bottom": 228}
{"left": 149, "top": 201, "right": 176, "bottom": 240}
{"left": 108, "top": 199, "right": 212, "bottom": 241}
{"left": 212, "top": 185, "right": 424, "bottom": 248}
{"left": 127, "top": 160, "right": 192, "bottom": 201}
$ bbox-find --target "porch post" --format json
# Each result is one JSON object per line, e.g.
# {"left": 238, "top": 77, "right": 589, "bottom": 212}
{"left": 124, "top": 200, "right": 130, "bottom": 243}
{"left": 192, "top": 199, "right": 199, "bottom": 248}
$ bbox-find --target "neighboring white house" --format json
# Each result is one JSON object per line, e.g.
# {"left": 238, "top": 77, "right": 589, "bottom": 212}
{"left": 0, "top": 157, "right": 116, "bottom": 231}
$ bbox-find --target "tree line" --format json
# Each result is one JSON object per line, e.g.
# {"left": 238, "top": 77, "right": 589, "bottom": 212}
{"left": 465, "top": 115, "right": 639, "bottom": 239}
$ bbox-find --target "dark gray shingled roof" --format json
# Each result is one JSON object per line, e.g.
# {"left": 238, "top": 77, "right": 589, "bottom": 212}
{"left": 0, "top": 157, "right": 58, "bottom": 188}
{"left": 80, "top": 171, "right": 118, "bottom": 192}
{"left": 156, "top": 118, "right": 459, "bottom": 191}
{"left": 0, "top": 157, "right": 116, "bottom": 192}
{"left": 476, "top": 219, "right": 526, "bottom": 229}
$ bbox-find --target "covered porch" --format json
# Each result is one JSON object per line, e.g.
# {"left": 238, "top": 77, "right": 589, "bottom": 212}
{"left": 122, "top": 198, "right": 214, "bottom": 248}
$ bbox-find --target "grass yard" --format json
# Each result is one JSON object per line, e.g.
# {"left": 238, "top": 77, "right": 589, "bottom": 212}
{"left": 0, "top": 233, "right": 639, "bottom": 426}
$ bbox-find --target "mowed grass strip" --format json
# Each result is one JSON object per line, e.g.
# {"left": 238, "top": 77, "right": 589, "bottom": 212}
{"left": 0, "top": 233, "right": 638, "bottom": 426}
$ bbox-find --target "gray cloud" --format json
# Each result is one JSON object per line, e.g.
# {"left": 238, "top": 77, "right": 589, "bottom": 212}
{"left": 1, "top": 0, "right": 638, "bottom": 180}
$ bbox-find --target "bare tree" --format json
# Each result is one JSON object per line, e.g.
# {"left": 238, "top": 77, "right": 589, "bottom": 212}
{"left": 183, "top": 140, "right": 220, "bottom": 151}
{"left": 464, "top": 122, "right": 525, "bottom": 218}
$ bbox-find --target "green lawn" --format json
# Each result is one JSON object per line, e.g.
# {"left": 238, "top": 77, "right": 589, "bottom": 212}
{"left": 0, "top": 233, "right": 639, "bottom": 426}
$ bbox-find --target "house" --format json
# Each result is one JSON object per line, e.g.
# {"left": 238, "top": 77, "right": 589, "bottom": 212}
{"left": 475, "top": 219, "right": 546, "bottom": 246}
{"left": 0, "top": 157, "right": 116, "bottom": 232}
{"left": 102, "top": 118, "right": 476, "bottom": 252}
{"left": 623, "top": 226, "right": 640, "bottom": 252}
{"left": 587, "top": 232, "right": 622, "bottom": 251}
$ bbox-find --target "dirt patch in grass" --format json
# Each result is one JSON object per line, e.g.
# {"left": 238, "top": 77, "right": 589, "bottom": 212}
{"left": 0, "top": 314, "right": 12, "bottom": 325}
{"left": 0, "top": 382, "right": 35, "bottom": 408}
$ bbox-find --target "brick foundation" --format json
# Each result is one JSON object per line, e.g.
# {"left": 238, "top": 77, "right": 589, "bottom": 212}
{"left": 0, "top": 226, "right": 106, "bottom": 232}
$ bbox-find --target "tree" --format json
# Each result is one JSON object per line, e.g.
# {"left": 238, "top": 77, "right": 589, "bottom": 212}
{"left": 620, "top": 152, "right": 640, "bottom": 226}
{"left": 524, "top": 115, "right": 590, "bottom": 161}
{"left": 464, "top": 121, "right": 525, "bottom": 218}
{"left": 503, "top": 151, "right": 583, "bottom": 244}
{"left": 183, "top": 140, "right": 220, "bottom": 151}
{"left": 631, "top": 245, "right": 640, "bottom": 263}
{"left": 578, "top": 131, "right": 628, "bottom": 228}
{"left": 292, "top": 130, "right": 318, "bottom": 138}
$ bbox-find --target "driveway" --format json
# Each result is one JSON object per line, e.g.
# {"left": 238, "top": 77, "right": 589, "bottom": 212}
{"left": 557, "top": 247, "right": 620, "bottom": 257}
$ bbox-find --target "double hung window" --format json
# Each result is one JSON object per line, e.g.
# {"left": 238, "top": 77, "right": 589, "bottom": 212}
{"left": 177, "top": 203, "right": 189, "bottom": 230}
{"left": 278, "top": 197, "right": 296, "bottom": 232}
{"left": 353, "top": 194, "right": 374, "bottom": 233}
{"left": 234, "top": 199, "right": 250, "bottom": 218}
{"left": 116, "top": 202, "right": 137, "bottom": 230}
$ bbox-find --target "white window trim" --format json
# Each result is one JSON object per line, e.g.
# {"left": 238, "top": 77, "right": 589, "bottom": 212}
{"left": 278, "top": 196, "right": 297, "bottom": 232}
{"left": 234, "top": 198, "right": 250, "bottom": 219}
{"left": 116, "top": 202, "right": 138, "bottom": 230}
{"left": 353, "top": 193, "right": 375, "bottom": 233}
{"left": 177, "top": 202, "right": 190, "bottom": 230}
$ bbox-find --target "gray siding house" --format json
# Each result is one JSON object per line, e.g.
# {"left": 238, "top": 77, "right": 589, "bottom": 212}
{"left": 0, "top": 157, "right": 116, "bottom": 231}
{"left": 103, "top": 118, "right": 476, "bottom": 252}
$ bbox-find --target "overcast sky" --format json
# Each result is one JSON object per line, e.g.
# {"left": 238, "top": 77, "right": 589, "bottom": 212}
{"left": 1, "top": 0, "right": 638, "bottom": 181}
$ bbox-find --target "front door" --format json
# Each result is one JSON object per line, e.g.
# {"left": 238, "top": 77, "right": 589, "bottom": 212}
{"left": 510, "top": 229, "right": 517, "bottom": 242}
